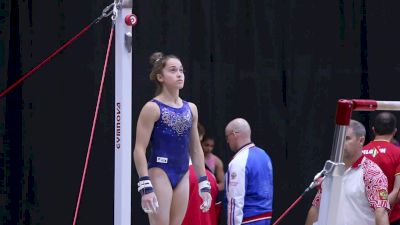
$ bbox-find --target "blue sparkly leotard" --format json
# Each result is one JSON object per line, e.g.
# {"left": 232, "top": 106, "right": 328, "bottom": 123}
{"left": 148, "top": 99, "right": 192, "bottom": 189}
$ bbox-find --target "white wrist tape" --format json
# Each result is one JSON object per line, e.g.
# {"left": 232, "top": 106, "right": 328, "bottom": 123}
{"left": 137, "top": 177, "right": 154, "bottom": 196}
{"left": 198, "top": 180, "right": 211, "bottom": 195}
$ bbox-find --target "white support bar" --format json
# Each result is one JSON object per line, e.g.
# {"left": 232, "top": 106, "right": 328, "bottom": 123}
{"left": 317, "top": 163, "right": 345, "bottom": 225}
{"left": 316, "top": 125, "right": 347, "bottom": 225}
{"left": 377, "top": 101, "right": 400, "bottom": 111}
{"left": 114, "top": 3, "right": 132, "bottom": 225}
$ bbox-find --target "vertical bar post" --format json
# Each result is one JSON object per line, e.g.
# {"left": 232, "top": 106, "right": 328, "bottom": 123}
{"left": 317, "top": 99, "right": 352, "bottom": 225}
{"left": 114, "top": 1, "right": 133, "bottom": 225}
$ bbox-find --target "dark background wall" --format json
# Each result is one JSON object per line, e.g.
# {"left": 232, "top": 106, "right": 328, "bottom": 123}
{"left": 2, "top": 0, "right": 400, "bottom": 224}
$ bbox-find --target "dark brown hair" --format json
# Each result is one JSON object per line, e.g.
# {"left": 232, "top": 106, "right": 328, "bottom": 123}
{"left": 373, "top": 112, "right": 397, "bottom": 135}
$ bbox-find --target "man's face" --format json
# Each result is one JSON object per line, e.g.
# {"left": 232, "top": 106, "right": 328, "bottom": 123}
{"left": 225, "top": 128, "right": 236, "bottom": 151}
{"left": 344, "top": 127, "right": 363, "bottom": 159}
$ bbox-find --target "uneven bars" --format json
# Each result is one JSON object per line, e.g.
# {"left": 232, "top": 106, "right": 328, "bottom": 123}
{"left": 352, "top": 99, "right": 400, "bottom": 111}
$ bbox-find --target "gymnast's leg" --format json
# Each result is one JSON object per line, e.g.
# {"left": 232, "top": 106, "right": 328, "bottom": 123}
{"left": 148, "top": 167, "right": 173, "bottom": 225}
{"left": 169, "top": 171, "right": 189, "bottom": 225}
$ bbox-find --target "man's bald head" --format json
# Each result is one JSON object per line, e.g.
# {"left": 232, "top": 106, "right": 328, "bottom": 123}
{"left": 226, "top": 118, "right": 251, "bottom": 137}
{"left": 225, "top": 118, "right": 252, "bottom": 151}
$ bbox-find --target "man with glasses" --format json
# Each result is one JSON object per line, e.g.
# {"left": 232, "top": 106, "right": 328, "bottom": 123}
{"left": 224, "top": 118, "right": 273, "bottom": 225}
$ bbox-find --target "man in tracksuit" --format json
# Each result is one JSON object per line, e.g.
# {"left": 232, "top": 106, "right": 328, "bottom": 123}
{"left": 225, "top": 118, "right": 273, "bottom": 225}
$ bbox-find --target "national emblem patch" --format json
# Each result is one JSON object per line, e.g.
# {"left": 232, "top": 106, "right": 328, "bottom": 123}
{"left": 231, "top": 172, "right": 237, "bottom": 180}
{"left": 378, "top": 189, "right": 388, "bottom": 200}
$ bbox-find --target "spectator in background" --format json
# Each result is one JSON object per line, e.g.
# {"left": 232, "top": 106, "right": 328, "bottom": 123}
{"left": 181, "top": 123, "right": 220, "bottom": 225}
{"left": 202, "top": 136, "right": 225, "bottom": 191}
{"left": 363, "top": 112, "right": 400, "bottom": 225}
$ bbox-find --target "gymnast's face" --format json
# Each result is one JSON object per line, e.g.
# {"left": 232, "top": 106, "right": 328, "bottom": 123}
{"left": 158, "top": 58, "right": 185, "bottom": 90}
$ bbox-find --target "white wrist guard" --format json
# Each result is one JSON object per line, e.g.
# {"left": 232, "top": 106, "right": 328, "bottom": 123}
{"left": 138, "top": 176, "right": 154, "bottom": 196}
{"left": 198, "top": 176, "right": 211, "bottom": 195}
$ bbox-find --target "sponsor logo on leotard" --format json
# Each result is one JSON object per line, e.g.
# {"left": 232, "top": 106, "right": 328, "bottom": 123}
{"left": 157, "top": 157, "right": 168, "bottom": 163}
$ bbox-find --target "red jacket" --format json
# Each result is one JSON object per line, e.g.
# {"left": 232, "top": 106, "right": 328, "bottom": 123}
{"left": 181, "top": 165, "right": 220, "bottom": 225}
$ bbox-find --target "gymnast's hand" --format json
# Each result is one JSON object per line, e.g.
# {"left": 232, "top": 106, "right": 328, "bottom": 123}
{"left": 141, "top": 192, "right": 159, "bottom": 214}
{"left": 198, "top": 176, "right": 212, "bottom": 212}
{"left": 138, "top": 176, "right": 159, "bottom": 214}
{"left": 199, "top": 191, "right": 212, "bottom": 212}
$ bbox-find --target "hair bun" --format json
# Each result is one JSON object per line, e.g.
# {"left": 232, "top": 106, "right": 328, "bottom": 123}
{"left": 150, "top": 52, "right": 164, "bottom": 65}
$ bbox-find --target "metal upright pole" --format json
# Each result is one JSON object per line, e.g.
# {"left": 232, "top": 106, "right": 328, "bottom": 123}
{"left": 114, "top": 1, "right": 135, "bottom": 225}
{"left": 317, "top": 99, "right": 352, "bottom": 225}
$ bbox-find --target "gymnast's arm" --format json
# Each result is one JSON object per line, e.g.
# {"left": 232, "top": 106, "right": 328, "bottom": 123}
{"left": 133, "top": 102, "right": 159, "bottom": 178}
{"left": 188, "top": 102, "right": 207, "bottom": 178}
